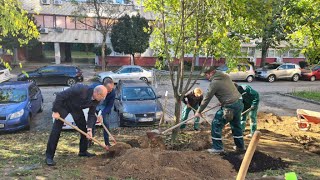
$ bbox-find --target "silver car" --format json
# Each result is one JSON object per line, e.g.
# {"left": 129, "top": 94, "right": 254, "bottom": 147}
{"left": 97, "top": 65, "right": 153, "bottom": 84}
{"left": 217, "top": 64, "right": 255, "bottom": 82}
{"left": 255, "top": 63, "right": 301, "bottom": 82}
{"left": 0, "top": 64, "right": 11, "bottom": 83}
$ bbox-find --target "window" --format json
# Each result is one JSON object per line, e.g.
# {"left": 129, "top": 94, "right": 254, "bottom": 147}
{"left": 39, "top": 66, "right": 57, "bottom": 73}
{"left": 29, "top": 85, "right": 38, "bottom": 98}
{"left": 66, "top": 16, "right": 76, "bottom": 29}
{"left": 131, "top": 68, "right": 143, "bottom": 73}
{"left": 287, "top": 65, "right": 295, "bottom": 69}
{"left": 76, "top": 17, "right": 86, "bottom": 29}
{"left": 118, "top": 68, "right": 131, "bottom": 74}
{"left": 34, "top": 15, "right": 44, "bottom": 27}
{"left": 86, "top": 18, "right": 95, "bottom": 30}
{"left": 56, "top": 16, "right": 66, "bottom": 28}
{"left": 278, "top": 65, "right": 285, "bottom": 70}
{"left": 44, "top": 15, "right": 54, "bottom": 28}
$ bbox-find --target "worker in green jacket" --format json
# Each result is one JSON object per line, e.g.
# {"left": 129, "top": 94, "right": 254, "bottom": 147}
{"left": 195, "top": 66, "right": 245, "bottom": 154}
{"left": 234, "top": 83, "right": 259, "bottom": 137}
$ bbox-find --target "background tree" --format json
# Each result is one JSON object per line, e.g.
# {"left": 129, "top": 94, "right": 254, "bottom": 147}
{"left": 285, "top": 0, "right": 320, "bottom": 64}
{"left": 239, "top": 0, "right": 291, "bottom": 67}
{"left": 144, "top": 0, "right": 245, "bottom": 140}
{"left": 72, "top": 0, "right": 131, "bottom": 71}
{"left": 0, "top": 0, "right": 39, "bottom": 67}
{"left": 110, "top": 14, "right": 151, "bottom": 65}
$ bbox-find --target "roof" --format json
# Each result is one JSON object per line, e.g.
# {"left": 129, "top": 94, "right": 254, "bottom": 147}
{"left": 119, "top": 80, "right": 149, "bottom": 87}
{"left": 0, "top": 81, "right": 32, "bottom": 88}
{"left": 20, "top": 0, "right": 156, "bottom": 20}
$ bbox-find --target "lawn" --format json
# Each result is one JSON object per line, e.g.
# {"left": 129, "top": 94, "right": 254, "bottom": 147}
{"left": 291, "top": 90, "right": 320, "bottom": 102}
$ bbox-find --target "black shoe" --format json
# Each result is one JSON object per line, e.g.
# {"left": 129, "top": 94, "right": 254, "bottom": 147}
{"left": 78, "top": 151, "right": 96, "bottom": 157}
{"left": 45, "top": 158, "right": 56, "bottom": 166}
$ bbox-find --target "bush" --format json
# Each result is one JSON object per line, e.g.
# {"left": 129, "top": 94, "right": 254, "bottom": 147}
{"left": 299, "top": 61, "right": 308, "bottom": 69}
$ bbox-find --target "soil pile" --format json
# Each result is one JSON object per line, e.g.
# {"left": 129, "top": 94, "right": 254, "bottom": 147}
{"left": 85, "top": 149, "right": 236, "bottom": 180}
{"left": 222, "top": 151, "right": 289, "bottom": 173}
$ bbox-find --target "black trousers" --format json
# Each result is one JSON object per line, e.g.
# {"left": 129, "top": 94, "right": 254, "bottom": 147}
{"left": 45, "top": 108, "right": 88, "bottom": 159}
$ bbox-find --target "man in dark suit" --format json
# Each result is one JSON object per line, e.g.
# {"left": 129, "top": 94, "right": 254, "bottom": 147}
{"left": 45, "top": 84, "right": 108, "bottom": 166}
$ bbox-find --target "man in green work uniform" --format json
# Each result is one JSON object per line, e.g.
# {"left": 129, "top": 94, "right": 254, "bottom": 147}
{"left": 195, "top": 66, "right": 245, "bottom": 154}
{"left": 180, "top": 88, "right": 203, "bottom": 131}
{"left": 234, "top": 83, "right": 259, "bottom": 138}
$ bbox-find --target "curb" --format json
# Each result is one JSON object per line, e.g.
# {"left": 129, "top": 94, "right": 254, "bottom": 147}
{"left": 277, "top": 92, "right": 320, "bottom": 105}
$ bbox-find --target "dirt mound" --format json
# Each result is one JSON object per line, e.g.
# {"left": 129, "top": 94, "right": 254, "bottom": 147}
{"left": 85, "top": 148, "right": 236, "bottom": 180}
{"left": 258, "top": 112, "right": 283, "bottom": 124}
{"left": 222, "top": 151, "right": 289, "bottom": 173}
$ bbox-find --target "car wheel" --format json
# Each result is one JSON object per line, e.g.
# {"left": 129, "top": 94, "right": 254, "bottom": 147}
{"left": 292, "top": 74, "right": 299, "bottom": 82}
{"left": 38, "top": 100, "right": 44, "bottom": 113}
{"left": 246, "top": 75, "right": 254, "bottom": 82}
{"left": 103, "top": 77, "right": 112, "bottom": 84}
{"left": 267, "top": 75, "right": 276, "bottom": 83}
{"left": 310, "top": 76, "right": 316, "bottom": 81}
{"left": 140, "top": 77, "right": 148, "bottom": 83}
{"left": 67, "top": 78, "right": 76, "bottom": 86}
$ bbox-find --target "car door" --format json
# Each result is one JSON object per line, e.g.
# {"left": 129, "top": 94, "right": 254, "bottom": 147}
{"left": 314, "top": 66, "right": 320, "bottom": 79}
{"left": 276, "top": 65, "right": 287, "bottom": 79}
{"left": 228, "top": 66, "right": 239, "bottom": 80}
{"left": 116, "top": 67, "right": 132, "bottom": 81}
{"left": 131, "top": 67, "right": 144, "bottom": 80}
{"left": 285, "top": 65, "right": 296, "bottom": 78}
{"left": 237, "top": 65, "right": 249, "bottom": 80}
{"left": 36, "top": 66, "right": 57, "bottom": 85}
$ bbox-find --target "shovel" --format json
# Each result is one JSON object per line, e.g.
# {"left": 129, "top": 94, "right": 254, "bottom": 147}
{"left": 189, "top": 106, "right": 212, "bottom": 125}
{"left": 95, "top": 113, "right": 117, "bottom": 144}
{"left": 56, "top": 117, "right": 108, "bottom": 150}
{"left": 146, "top": 104, "right": 220, "bottom": 140}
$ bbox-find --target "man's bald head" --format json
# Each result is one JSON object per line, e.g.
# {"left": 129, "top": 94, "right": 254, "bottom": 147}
{"left": 93, "top": 85, "right": 108, "bottom": 101}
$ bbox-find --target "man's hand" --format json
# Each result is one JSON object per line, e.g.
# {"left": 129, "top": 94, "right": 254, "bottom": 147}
{"left": 104, "top": 145, "right": 110, "bottom": 151}
{"left": 187, "top": 104, "right": 191, "bottom": 108}
{"left": 86, "top": 128, "right": 93, "bottom": 139}
{"left": 52, "top": 112, "right": 61, "bottom": 119}
{"left": 195, "top": 112, "right": 202, "bottom": 118}
{"left": 97, "top": 115, "right": 103, "bottom": 124}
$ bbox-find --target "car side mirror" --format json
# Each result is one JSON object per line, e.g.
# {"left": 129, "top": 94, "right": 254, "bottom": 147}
{"left": 157, "top": 95, "right": 162, "bottom": 98}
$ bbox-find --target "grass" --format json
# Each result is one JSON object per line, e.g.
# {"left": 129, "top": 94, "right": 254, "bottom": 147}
{"left": 291, "top": 90, "right": 320, "bottom": 102}
{"left": 43, "top": 50, "right": 96, "bottom": 59}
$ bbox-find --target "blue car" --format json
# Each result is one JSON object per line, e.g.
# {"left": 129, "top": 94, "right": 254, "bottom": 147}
{"left": 0, "top": 81, "right": 43, "bottom": 132}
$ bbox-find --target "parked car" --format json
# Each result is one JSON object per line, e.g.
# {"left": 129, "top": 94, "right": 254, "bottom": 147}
{"left": 52, "top": 87, "right": 101, "bottom": 130}
{"left": 217, "top": 63, "right": 255, "bottom": 82}
{"left": 97, "top": 65, "right": 153, "bottom": 84}
{"left": 17, "top": 65, "right": 83, "bottom": 86}
{"left": 0, "top": 64, "right": 11, "bottom": 83}
{"left": 114, "top": 80, "right": 163, "bottom": 127}
{"left": 301, "top": 65, "right": 320, "bottom": 81}
{"left": 0, "top": 81, "right": 43, "bottom": 132}
{"left": 255, "top": 63, "right": 301, "bottom": 82}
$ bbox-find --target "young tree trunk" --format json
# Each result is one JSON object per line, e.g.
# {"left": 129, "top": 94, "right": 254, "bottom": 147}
{"left": 260, "top": 37, "right": 268, "bottom": 67}
{"left": 101, "top": 34, "right": 107, "bottom": 71}
{"left": 171, "top": 98, "right": 182, "bottom": 142}
{"left": 131, "top": 53, "right": 135, "bottom": 65}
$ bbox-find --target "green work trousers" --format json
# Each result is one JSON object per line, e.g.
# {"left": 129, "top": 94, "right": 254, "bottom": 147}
{"left": 180, "top": 105, "right": 200, "bottom": 130}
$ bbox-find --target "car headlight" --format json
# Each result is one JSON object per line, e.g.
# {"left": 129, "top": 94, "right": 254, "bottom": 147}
{"left": 9, "top": 109, "right": 24, "bottom": 119}
{"left": 156, "top": 111, "right": 163, "bottom": 119}
{"left": 122, "top": 112, "right": 135, "bottom": 119}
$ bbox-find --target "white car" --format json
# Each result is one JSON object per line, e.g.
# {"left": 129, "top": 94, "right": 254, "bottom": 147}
{"left": 53, "top": 87, "right": 101, "bottom": 130}
{"left": 0, "top": 64, "right": 11, "bottom": 83}
{"left": 217, "top": 63, "right": 255, "bottom": 82}
{"left": 97, "top": 65, "right": 153, "bottom": 84}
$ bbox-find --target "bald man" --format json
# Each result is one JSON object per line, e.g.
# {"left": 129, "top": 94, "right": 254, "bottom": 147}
{"left": 45, "top": 84, "right": 108, "bottom": 166}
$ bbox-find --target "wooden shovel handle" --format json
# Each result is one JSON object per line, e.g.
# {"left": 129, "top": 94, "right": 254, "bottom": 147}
{"left": 236, "top": 131, "right": 262, "bottom": 180}
{"left": 190, "top": 106, "right": 211, "bottom": 125}
{"left": 57, "top": 117, "right": 106, "bottom": 149}
{"left": 95, "top": 113, "right": 116, "bottom": 144}
{"left": 161, "top": 104, "right": 220, "bottom": 134}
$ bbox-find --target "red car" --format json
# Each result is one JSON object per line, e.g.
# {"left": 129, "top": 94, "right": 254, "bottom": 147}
{"left": 301, "top": 65, "right": 320, "bottom": 81}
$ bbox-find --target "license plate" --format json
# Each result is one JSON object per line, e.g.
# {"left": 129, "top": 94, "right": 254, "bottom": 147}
{"left": 139, "top": 118, "right": 153, "bottom": 122}
{"left": 0, "top": 124, "right": 4, "bottom": 128}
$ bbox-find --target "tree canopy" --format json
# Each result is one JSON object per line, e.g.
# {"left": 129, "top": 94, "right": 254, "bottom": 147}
{"left": 110, "top": 14, "right": 151, "bottom": 64}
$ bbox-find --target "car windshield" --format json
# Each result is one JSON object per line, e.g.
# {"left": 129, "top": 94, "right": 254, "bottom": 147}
{"left": 264, "top": 64, "right": 281, "bottom": 69}
{"left": 217, "top": 65, "right": 228, "bottom": 71}
{"left": 0, "top": 88, "right": 27, "bottom": 103}
{"left": 122, "top": 87, "right": 156, "bottom": 101}
{"left": 312, "top": 65, "right": 320, "bottom": 71}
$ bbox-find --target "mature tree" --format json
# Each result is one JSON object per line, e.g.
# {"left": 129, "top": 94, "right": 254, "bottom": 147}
{"left": 285, "top": 0, "right": 320, "bottom": 64}
{"left": 110, "top": 14, "right": 151, "bottom": 65}
{"left": 0, "top": 0, "right": 39, "bottom": 66}
{"left": 72, "top": 0, "right": 131, "bottom": 71}
{"left": 238, "top": 0, "right": 291, "bottom": 67}
{"left": 144, "top": 0, "right": 244, "bottom": 140}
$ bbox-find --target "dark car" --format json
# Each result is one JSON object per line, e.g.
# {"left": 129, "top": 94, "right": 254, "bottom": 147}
{"left": 17, "top": 65, "right": 83, "bottom": 86}
{"left": 0, "top": 81, "right": 43, "bottom": 132}
{"left": 301, "top": 65, "right": 320, "bottom": 81}
{"left": 113, "top": 80, "right": 163, "bottom": 127}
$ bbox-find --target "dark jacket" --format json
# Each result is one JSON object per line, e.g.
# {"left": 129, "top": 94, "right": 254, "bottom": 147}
{"left": 52, "top": 84, "right": 100, "bottom": 128}
{"left": 182, "top": 90, "right": 203, "bottom": 107}
{"left": 237, "top": 85, "right": 259, "bottom": 108}
{"left": 89, "top": 83, "right": 116, "bottom": 115}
